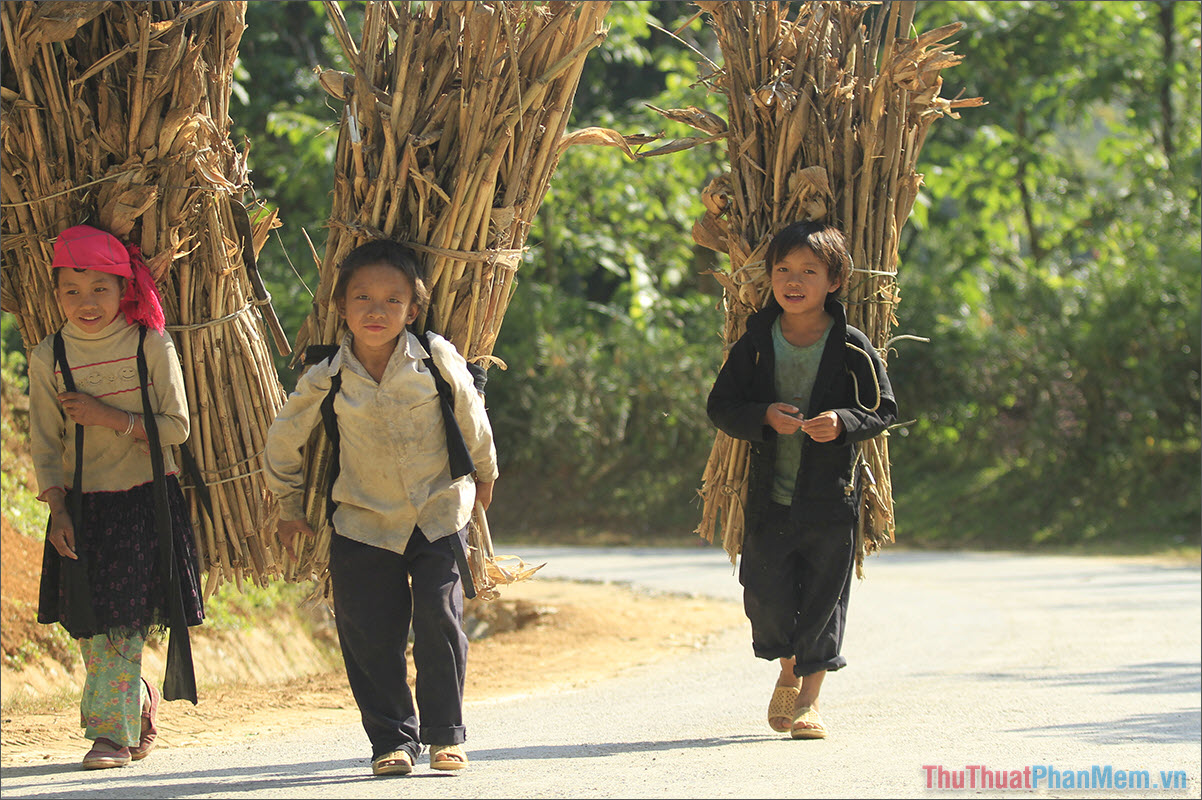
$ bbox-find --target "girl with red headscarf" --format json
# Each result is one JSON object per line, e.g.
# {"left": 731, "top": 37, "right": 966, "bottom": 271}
{"left": 28, "top": 224, "right": 205, "bottom": 770}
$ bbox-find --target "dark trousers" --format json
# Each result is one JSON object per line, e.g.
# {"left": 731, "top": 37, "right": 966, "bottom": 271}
{"left": 738, "top": 502, "right": 855, "bottom": 677}
{"left": 328, "top": 527, "right": 469, "bottom": 760}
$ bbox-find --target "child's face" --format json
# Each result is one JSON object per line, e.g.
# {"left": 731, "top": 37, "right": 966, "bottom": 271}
{"left": 338, "top": 261, "right": 420, "bottom": 353}
{"left": 55, "top": 269, "right": 125, "bottom": 333}
{"left": 770, "top": 246, "right": 840, "bottom": 317}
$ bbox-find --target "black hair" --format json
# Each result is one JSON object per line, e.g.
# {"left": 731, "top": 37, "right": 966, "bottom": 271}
{"left": 764, "top": 220, "right": 852, "bottom": 292}
{"left": 52, "top": 267, "right": 126, "bottom": 290}
{"left": 332, "top": 239, "right": 430, "bottom": 314}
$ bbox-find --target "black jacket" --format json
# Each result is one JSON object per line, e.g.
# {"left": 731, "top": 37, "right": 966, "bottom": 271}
{"left": 706, "top": 297, "right": 898, "bottom": 534}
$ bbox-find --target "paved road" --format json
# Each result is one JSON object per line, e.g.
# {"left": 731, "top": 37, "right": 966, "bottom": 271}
{"left": 2, "top": 547, "right": 1199, "bottom": 799}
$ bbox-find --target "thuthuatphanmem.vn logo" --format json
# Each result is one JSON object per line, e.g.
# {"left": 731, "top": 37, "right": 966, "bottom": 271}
{"left": 921, "top": 764, "right": 1190, "bottom": 790}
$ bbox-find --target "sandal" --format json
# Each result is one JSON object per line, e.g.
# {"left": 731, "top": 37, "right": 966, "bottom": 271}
{"left": 82, "top": 738, "right": 131, "bottom": 770}
{"left": 768, "top": 685, "right": 800, "bottom": 732}
{"left": 791, "top": 706, "right": 828, "bottom": 740}
{"left": 130, "top": 677, "right": 160, "bottom": 761}
{"left": 430, "top": 743, "right": 468, "bottom": 771}
{"left": 371, "top": 748, "right": 414, "bottom": 776}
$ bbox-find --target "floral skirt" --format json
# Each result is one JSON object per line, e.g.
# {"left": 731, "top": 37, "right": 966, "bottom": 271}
{"left": 39, "top": 476, "right": 205, "bottom": 638}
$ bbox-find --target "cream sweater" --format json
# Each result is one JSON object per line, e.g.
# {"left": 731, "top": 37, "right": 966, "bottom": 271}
{"left": 29, "top": 318, "right": 189, "bottom": 497}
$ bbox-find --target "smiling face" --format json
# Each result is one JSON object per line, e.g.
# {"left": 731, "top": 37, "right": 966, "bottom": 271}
{"left": 54, "top": 269, "right": 125, "bottom": 332}
{"left": 337, "top": 261, "right": 420, "bottom": 355}
{"left": 770, "top": 245, "right": 841, "bottom": 318}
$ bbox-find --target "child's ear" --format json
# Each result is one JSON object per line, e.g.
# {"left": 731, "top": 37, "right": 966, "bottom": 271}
{"left": 336, "top": 299, "right": 347, "bottom": 319}
{"left": 405, "top": 304, "right": 420, "bottom": 325}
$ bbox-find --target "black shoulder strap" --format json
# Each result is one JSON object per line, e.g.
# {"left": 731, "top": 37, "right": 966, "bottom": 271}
{"left": 418, "top": 333, "right": 482, "bottom": 599}
{"left": 319, "top": 369, "right": 342, "bottom": 526}
{"left": 49, "top": 331, "right": 99, "bottom": 634}
{"left": 52, "top": 332, "right": 84, "bottom": 525}
{"left": 304, "top": 344, "right": 340, "bottom": 367}
{"left": 419, "top": 332, "right": 476, "bottom": 481}
{"left": 136, "top": 327, "right": 197, "bottom": 703}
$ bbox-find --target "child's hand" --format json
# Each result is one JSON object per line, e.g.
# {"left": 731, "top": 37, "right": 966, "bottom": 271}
{"left": 47, "top": 511, "right": 78, "bottom": 560}
{"left": 799, "top": 410, "right": 843, "bottom": 442}
{"left": 276, "top": 518, "right": 315, "bottom": 561}
{"left": 764, "top": 403, "right": 806, "bottom": 435}
{"left": 475, "top": 480, "right": 494, "bottom": 511}
{"left": 57, "top": 392, "right": 120, "bottom": 430}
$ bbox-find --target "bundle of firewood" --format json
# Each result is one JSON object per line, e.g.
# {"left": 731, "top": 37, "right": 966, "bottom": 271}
{"left": 1, "top": 1, "right": 291, "bottom": 595}
{"left": 668, "top": 1, "right": 982, "bottom": 573}
{"left": 283, "top": 0, "right": 612, "bottom": 598}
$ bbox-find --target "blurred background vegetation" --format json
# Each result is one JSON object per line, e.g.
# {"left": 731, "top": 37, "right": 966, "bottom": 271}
{"left": 3, "top": 1, "right": 1198, "bottom": 557}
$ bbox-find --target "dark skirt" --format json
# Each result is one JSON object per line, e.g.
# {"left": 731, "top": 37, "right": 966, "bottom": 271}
{"left": 38, "top": 475, "right": 205, "bottom": 639}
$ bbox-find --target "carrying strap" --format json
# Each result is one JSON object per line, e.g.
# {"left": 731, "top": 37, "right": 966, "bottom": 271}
{"left": 52, "top": 333, "right": 85, "bottom": 538}
{"left": 418, "top": 332, "right": 476, "bottom": 481}
{"left": 136, "top": 327, "right": 197, "bottom": 703}
{"left": 51, "top": 332, "right": 99, "bottom": 633}
{"left": 178, "top": 442, "right": 214, "bottom": 526}
{"left": 303, "top": 334, "right": 480, "bottom": 598}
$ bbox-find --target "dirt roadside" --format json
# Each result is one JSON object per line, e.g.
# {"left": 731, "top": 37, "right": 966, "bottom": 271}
{"left": 1, "top": 566, "right": 745, "bottom": 767}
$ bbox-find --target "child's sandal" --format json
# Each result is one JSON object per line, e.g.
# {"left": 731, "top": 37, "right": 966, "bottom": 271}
{"left": 371, "top": 748, "right": 414, "bottom": 776}
{"left": 790, "top": 706, "right": 828, "bottom": 740}
{"left": 430, "top": 743, "right": 468, "bottom": 771}
{"left": 768, "top": 685, "right": 800, "bottom": 732}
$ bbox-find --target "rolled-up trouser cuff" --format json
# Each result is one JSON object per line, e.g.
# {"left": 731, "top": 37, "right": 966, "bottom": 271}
{"left": 795, "top": 655, "right": 847, "bottom": 677}
{"left": 421, "top": 724, "right": 466, "bottom": 746}
{"left": 752, "top": 644, "right": 795, "bottom": 662}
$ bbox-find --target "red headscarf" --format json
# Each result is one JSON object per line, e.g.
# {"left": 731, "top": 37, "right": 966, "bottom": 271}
{"left": 52, "top": 225, "right": 165, "bottom": 333}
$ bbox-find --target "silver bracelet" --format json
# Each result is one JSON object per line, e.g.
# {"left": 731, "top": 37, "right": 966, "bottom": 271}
{"left": 120, "top": 411, "right": 136, "bottom": 437}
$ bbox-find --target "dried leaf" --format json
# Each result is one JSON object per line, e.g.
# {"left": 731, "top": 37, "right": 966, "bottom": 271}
{"left": 646, "top": 103, "right": 728, "bottom": 136}
{"left": 557, "top": 125, "right": 652, "bottom": 159}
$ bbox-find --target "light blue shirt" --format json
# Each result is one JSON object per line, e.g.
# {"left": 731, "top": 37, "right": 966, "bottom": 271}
{"left": 770, "top": 317, "right": 831, "bottom": 505}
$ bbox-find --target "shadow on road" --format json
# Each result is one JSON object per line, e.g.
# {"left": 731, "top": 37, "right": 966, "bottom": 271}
{"left": 944, "top": 661, "right": 1200, "bottom": 698}
{"left": 470, "top": 732, "right": 766, "bottom": 761}
{"left": 1010, "top": 707, "right": 1202, "bottom": 745}
{"left": 0, "top": 758, "right": 376, "bottom": 798}
{"left": 0, "top": 735, "right": 770, "bottom": 797}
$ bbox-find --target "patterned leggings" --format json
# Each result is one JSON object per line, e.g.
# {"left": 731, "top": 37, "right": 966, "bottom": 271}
{"left": 78, "top": 632, "right": 148, "bottom": 747}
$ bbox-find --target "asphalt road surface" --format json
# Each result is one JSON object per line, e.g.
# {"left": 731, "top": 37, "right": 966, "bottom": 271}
{"left": 2, "top": 547, "right": 1199, "bottom": 799}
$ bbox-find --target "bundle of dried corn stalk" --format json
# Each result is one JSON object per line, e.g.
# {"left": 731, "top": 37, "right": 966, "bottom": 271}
{"left": 283, "top": 0, "right": 612, "bottom": 599}
{"left": 665, "top": 1, "right": 982, "bottom": 574}
{"left": 1, "top": 0, "right": 291, "bottom": 595}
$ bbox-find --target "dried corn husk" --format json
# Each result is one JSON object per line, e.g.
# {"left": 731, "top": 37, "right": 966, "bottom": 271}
{"left": 1, "top": 1, "right": 291, "bottom": 595}
{"left": 283, "top": 0, "right": 610, "bottom": 600}
{"left": 678, "top": 1, "right": 982, "bottom": 574}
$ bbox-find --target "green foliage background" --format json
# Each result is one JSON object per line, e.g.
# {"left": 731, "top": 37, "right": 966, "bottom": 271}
{"left": 3, "top": 1, "right": 1198, "bottom": 555}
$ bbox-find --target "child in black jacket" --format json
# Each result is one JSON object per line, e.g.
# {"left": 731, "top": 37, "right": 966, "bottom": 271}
{"left": 706, "top": 220, "right": 897, "bottom": 739}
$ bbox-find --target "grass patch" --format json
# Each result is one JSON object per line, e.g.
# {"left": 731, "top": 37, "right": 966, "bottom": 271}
{"left": 893, "top": 447, "right": 1201, "bottom": 561}
{"left": 201, "top": 579, "right": 322, "bottom": 632}
{"left": 2, "top": 685, "right": 81, "bottom": 717}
